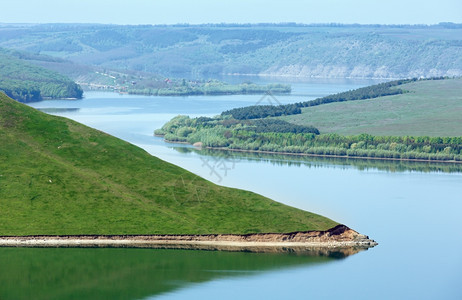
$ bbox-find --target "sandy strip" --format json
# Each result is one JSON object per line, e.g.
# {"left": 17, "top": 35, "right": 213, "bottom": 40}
{"left": 0, "top": 225, "right": 377, "bottom": 252}
{"left": 0, "top": 237, "right": 376, "bottom": 255}
{"left": 0, "top": 237, "right": 373, "bottom": 248}
{"left": 0, "top": 225, "right": 378, "bottom": 252}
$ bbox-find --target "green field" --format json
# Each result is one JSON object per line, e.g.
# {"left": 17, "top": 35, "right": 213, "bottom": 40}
{"left": 282, "top": 78, "right": 462, "bottom": 137}
{"left": 0, "top": 93, "right": 337, "bottom": 236}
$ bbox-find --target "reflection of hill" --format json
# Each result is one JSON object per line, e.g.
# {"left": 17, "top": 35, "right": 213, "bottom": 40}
{"left": 0, "top": 247, "right": 360, "bottom": 299}
{"left": 173, "top": 147, "right": 462, "bottom": 174}
{"left": 37, "top": 108, "right": 80, "bottom": 114}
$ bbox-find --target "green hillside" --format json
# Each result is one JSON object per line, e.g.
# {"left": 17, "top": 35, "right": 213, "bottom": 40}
{"left": 0, "top": 93, "right": 337, "bottom": 236}
{"left": 282, "top": 78, "right": 462, "bottom": 136}
{"left": 0, "top": 49, "right": 83, "bottom": 102}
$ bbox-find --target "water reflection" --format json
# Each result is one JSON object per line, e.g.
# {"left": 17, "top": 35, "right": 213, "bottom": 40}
{"left": 0, "top": 247, "right": 360, "bottom": 300}
{"left": 173, "top": 147, "right": 462, "bottom": 174}
{"left": 37, "top": 108, "right": 81, "bottom": 114}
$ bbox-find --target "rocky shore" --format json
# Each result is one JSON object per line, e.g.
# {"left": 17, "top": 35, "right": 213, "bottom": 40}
{"left": 0, "top": 225, "right": 377, "bottom": 254}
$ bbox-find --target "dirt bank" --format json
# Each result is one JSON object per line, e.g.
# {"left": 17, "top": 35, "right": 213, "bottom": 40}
{"left": 0, "top": 225, "right": 377, "bottom": 254}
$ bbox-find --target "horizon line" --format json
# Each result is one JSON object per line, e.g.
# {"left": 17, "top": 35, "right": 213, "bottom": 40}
{"left": 1, "top": 21, "right": 461, "bottom": 27}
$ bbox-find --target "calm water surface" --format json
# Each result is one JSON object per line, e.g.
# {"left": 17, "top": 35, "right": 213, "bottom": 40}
{"left": 19, "top": 78, "right": 462, "bottom": 299}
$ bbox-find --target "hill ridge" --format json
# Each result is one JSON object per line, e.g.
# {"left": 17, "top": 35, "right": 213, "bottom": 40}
{"left": 1, "top": 23, "right": 461, "bottom": 79}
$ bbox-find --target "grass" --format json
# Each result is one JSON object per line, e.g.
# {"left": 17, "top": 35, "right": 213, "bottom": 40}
{"left": 0, "top": 93, "right": 337, "bottom": 236}
{"left": 281, "top": 78, "right": 462, "bottom": 137}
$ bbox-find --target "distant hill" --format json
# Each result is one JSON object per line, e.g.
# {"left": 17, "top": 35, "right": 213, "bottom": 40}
{"left": 1, "top": 23, "right": 461, "bottom": 78}
{"left": 0, "top": 49, "right": 83, "bottom": 102}
{"left": 0, "top": 93, "right": 337, "bottom": 235}
{"left": 0, "top": 48, "right": 291, "bottom": 97}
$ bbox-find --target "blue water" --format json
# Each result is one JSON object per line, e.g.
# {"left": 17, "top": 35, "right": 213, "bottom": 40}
{"left": 28, "top": 78, "right": 462, "bottom": 299}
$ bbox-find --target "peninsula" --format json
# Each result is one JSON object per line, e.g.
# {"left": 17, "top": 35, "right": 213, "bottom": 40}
{"left": 157, "top": 78, "right": 462, "bottom": 164}
{"left": 0, "top": 93, "right": 376, "bottom": 250}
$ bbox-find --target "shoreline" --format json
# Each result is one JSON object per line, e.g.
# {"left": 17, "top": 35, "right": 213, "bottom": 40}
{"left": 160, "top": 139, "right": 462, "bottom": 164}
{"left": 205, "top": 146, "right": 462, "bottom": 164}
{"left": 0, "top": 225, "right": 377, "bottom": 253}
{"left": 222, "top": 72, "right": 401, "bottom": 80}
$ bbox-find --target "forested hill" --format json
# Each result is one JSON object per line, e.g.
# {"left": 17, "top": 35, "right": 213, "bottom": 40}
{"left": 1, "top": 23, "right": 461, "bottom": 78}
{"left": 0, "top": 49, "right": 83, "bottom": 102}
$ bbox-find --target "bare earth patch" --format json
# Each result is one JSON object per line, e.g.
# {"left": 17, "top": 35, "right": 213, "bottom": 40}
{"left": 0, "top": 225, "right": 377, "bottom": 254}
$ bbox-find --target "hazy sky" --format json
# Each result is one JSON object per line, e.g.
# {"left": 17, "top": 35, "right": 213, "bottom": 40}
{"left": 1, "top": 0, "right": 461, "bottom": 25}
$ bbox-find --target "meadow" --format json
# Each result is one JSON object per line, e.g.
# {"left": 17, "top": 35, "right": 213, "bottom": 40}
{"left": 282, "top": 78, "right": 462, "bottom": 136}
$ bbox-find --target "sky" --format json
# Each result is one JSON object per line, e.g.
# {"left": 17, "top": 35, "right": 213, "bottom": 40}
{"left": 0, "top": 0, "right": 461, "bottom": 25}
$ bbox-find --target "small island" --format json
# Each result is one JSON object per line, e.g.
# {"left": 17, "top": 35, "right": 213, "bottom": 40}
{"left": 121, "top": 79, "right": 291, "bottom": 97}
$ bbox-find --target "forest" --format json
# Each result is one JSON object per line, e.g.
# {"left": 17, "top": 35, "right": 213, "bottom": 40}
{"left": 158, "top": 115, "right": 462, "bottom": 162}
{"left": 154, "top": 115, "right": 319, "bottom": 145}
{"left": 0, "top": 50, "right": 82, "bottom": 102}
{"left": 222, "top": 103, "right": 301, "bottom": 120}
{"left": 1, "top": 23, "right": 461, "bottom": 79}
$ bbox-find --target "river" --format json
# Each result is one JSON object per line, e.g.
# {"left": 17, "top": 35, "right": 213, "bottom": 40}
{"left": 13, "top": 77, "right": 462, "bottom": 299}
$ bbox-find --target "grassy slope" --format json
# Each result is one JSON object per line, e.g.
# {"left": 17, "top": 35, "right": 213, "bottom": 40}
{"left": 282, "top": 78, "right": 462, "bottom": 137}
{"left": 0, "top": 93, "right": 337, "bottom": 235}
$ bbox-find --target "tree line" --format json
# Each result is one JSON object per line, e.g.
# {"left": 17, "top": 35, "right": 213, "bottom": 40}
{"left": 221, "top": 104, "right": 300, "bottom": 119}
{"left": 183, "top": 147, "right": 462, "bottom": 174}
{"left": 221, "top": 78, "right": 419, "bottom": 120}
{"left": 156, "top": 115, "right": 462, "bottom": 162}
{"left": 127, "top": 82, "right": 291, "bottom": 97}
{"left": 294, "top": 79, "right": 416, "bottom": 108}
